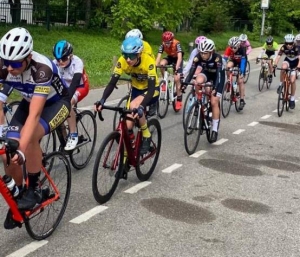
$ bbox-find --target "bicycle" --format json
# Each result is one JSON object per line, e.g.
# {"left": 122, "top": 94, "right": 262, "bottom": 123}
{"left": 221, "top": 67, "right": 241, "bottom": 118}
{"left": 0, "top": 137, "right": 71, "bottom": 240}
{"left": 257, "top": 57, "right": 274, "bottom": 91}
{"left": 276, "top": 67, "right": 296, "bottom": 117}
{"left": 92, "top": 104, "right": 162, "bottom": 204}
{"left": 243, "top": 59, "right": 250, "bottom": 84}
{"left": 41, "top": 106, "right": 97, "bottom": 170}
{"left": 182, "top": 79, "right": 198, "bottom": 130}
{"left": 182, "top": 82, "right": 219, "bottom": 155}
{"left": 156, "top": 64, "right": 180, "bottom": 118}
{"left": 2, "top": 101, "right": 21, "bottom": 136}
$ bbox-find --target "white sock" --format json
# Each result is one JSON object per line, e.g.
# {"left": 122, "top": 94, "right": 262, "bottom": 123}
{"left": 290, "top": 95, "right": 295, "bottom": 101}
{"left": 212, "top": 119, "right": 219, "bottom": 132}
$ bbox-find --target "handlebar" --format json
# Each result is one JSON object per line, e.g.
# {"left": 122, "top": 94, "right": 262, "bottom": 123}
{"left": 156, "top": 65, "right": 174, "bottom": 69}
{"left": 0, "top": 137, "right": 19, "bottom": 166}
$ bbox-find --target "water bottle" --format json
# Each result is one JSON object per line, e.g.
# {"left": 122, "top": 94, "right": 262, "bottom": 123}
{"left": 3, "top": 175, "right": 19, "bottom": 198}
{"left": 128, "top": 130, "right": 135, "bottom": 149}
{"left": 233, "top": 82, "right": 237, "bottom": 93}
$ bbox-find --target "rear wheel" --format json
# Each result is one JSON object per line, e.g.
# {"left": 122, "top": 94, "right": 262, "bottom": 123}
{"left": 70, "top": 110, "right": 97, "bottom": 169}
{"left": 182, "top": 90, "right": 194, "bottom": 129}
{"left": 184, "top": 102, "right": 201, "bottom": 155}
{"left": 113, "top": 95, "right": 129, "bottom": 130}
{"left": 258, "top": 67, "right": 265, "bottom": 92}
{"left": 277, "top": 82, "right": 285, "bottom": 117}
{"left": 136, "top": 118, "right": 162, "bottom": 181}
{"left": 235, "top": 84, "right": 241, "bottom": 112}
{"left": 221, "top": 81, "right": 232, "bottom": 118}
{"left": 92, "top": 131, "right": 123, "bottom": 204}
{"left": 157, "top": 80, "right": 169, "bottom": 119}
{"left": 171, "top": 82, "right": 180, "bottom": 113}
{"left": 25, "top": 151, "right": 71, "bottom": 240}
{"left": 243, "top": 60, "right": 250, "bottom": 84}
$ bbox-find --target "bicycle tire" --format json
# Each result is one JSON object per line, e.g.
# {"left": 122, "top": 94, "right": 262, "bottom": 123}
{"left": 258, "top": 67, "right": 265, "bottom": 92}
{"left": 171, "top": 82, "right": 180, "bottom": 113}
{"left": 221, "top": 81, "right": 232, "bottom": 118}
{"left": 92, "top": 131, "right": 123, "bottom": 204}
{"left": 40, "top": 131, "right": 57, "bottom": 172}
{"left": 243, "top": 60, "right": 250, "bottom": 84}
{"left": 157, "top": 80, "right": 169, "bottom": 119}
{"left": 184, "top": 102, "right": 201, "bottom": 155}
{"left": 136, "top": 118, "right": 162, "bottom": 181}
{"left": 113, "top": 95, "right": 129, "bottom": 131}
{"left": 182, "top": 90, "right": 194, "bottom": 129}
{"left": 70, "top": 110, "right": 97, "bottom": 169}
{"left": 25, "top": 151, "right": 71, "bottom": 240}
{"left": 285, "top": 84, "right": 291, "bottom": 112}
{"left": 277, "top": 82, "right": 285, "bottom": 117}
{"left": 234, "top": 86, "right": 241, "bottom": 112}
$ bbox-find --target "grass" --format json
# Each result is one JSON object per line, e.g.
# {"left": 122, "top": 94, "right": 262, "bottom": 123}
{"left": 0, "top": 24, "right": 285, "bottom": 93}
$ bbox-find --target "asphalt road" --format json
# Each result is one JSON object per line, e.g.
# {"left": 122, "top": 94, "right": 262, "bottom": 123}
{"left": 1, "top": 58, "right": 300, "bottom": 257}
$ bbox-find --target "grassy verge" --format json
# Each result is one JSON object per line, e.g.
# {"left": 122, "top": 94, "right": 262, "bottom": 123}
{"left": 0, "top": 25, "right": 285, "bottom": 91}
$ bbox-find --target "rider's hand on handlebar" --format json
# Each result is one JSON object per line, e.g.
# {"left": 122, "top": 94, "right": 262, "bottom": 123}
{"left": 94, "top": 99, "right": 105, "bottom": 112}
{"left": 132, "top": 105, "right": 144, "bottom": 119}
{"left": 11, "top": 150, "right": 25, "bottom": 166}
{"left": 273, "top": 64, "right": 277, "bottom": 69}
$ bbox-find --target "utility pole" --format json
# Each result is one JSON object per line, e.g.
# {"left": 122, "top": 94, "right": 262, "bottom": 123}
{"left": 260, "top": 0, "right": 270, "bottom": 42}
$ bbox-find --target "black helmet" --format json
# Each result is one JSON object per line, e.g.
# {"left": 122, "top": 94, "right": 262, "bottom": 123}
{"left": 53, "top": 40, "right": 73, "bottom": 60}
{"left": 266, "top": 36, "right": 273, "bottom": 44}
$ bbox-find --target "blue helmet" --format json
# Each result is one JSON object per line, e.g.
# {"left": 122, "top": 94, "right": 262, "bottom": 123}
{"left": 121, "top": 37, "right": 143, "bottom": 54}
{"left": 53, "top": 40, "right": 73, "bottom": 60}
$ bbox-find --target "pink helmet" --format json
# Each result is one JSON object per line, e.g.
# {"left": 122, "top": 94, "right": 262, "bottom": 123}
{"left": 195, "top": 36, "right": 207, "bottom": 45}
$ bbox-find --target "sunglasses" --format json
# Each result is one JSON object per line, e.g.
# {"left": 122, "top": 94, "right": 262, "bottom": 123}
{"left": 267, "top": 43, "right": 272, "bottom": 46}
{"left": 3, "top": 59, "right": 24, "bottom": 69}
{"left": 56, "top": 55, "right": 70, "bottom": 62}
{"left": 231, "top": 46, "right": 238, "bottom": 50}
{"left": 286, "top": 42, "right": 293, "bottom": 46}
{"left": 122, "top": 53, "right": 138, "bottom": 60}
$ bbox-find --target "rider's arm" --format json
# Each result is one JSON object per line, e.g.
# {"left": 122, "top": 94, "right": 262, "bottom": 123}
{"left": 69, "top": 73, "right": 82, "bottom": 97}
{"left": 246, "top": 40, "right": 252, "bottom": 55}
{"left": 155, "top": 45, "right": 164, "bottom": 66}
{"left": 140, "top": 76, "right": 156, "bottom": 108}
{"left": 101, "top": 74, "right": 120, "bottom": 102}
{"left": 175, "top": 43, "right": 183, "bottom": 72}
{"left": 184, "top": 56, "right": 198, "bottom": 83}
{"left": 214, "top": 59, "right": 225, "bottom": 96}
{"left": 274, "top": 46, "right": 284, "bottom": 66}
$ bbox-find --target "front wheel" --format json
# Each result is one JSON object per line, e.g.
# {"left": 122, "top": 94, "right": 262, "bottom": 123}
{"left": 92, "top": 131, "right": 123, "bottom": 204}
{"left": 234, "top": 85, "right": 241, "bottom": 112}
{"left": 277, "top": 82, "right": 285, "bottom": 117}
{"left": 258, "top": 67, "right": 265, "bottom": 92}
{"left": 221, "top": 81, "right": 232, "bottom": 118}
{"left": 243, "top": 60, "right": 250, "bottom": 84}
{"left": 157, "top": 80, "right": 169, "bottom": 119}
{"left": 25, "top": 151, "right": 71, "bottom": 240}
{"left": 136, "top": 118, "right": 162, "bottom": 181}
{"left": 182, "top": 90, "right": 194, "bottom": 129}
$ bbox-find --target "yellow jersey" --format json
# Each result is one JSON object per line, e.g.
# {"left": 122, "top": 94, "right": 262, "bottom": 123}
{"left": 143, "top": 40, "right": 155, "bottom": 60}
{"left": 114, "top": 52, "right": 159, "bottom": 90}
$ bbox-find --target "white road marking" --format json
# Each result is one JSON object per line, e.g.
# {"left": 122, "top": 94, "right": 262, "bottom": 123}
{"left": 261, "top": 115, "right": 271, "bottom": 119}
{"left": 212, "top": 138, "right": 228, "bottom": 145}
{"left": 190, "top": 150, "right": 207, "bottom": 158}
{"left": 162, "top": 163, "right": 183, "bottom": 173}
{"left": 272, "top": 109, "right": 277, "bottom": 112}
{"left": 248, "top": 121, "right": 259, "bottom": 126}
{"left": 69, "top": 206, "right": 108, "bottom": 224}
{"left": 295, "top": 99, "right": 299, "bottom": 103}
{"left": 233, "top": 129, "right": 245, "bottom": 134}
{"left": 6, "top": 241, "right": 48, "bottom": 257}
{"left": 124, "top": 181, "right": 152, "bottom": 194}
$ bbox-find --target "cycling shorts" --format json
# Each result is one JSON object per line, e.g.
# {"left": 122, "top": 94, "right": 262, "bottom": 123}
{"left": 131, "top": 87, "right": 159, "bottom": 106}
{"left": 163, "top": 56, "right": 183, "bottom": 73}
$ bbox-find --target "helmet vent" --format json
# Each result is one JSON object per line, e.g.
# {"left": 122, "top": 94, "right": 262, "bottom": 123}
{"left": 13, "top": 35, "right": 20, "bottom": 42}
{"left": 9, "top": 46, "right": 15, "bottom": 56}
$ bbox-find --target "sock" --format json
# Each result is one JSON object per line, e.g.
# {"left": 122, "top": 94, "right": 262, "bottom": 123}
{"left": 70, "top": 132, "right": 78, "bottom": 138}
{"left": 212, "top": 119, "right": 219, "bottom": 132}
{"left": 141, "top": 123, "right": 151, "bottom": 138}
{"left": 28, "top": 171, "right": 41, "bottom": 189}
{"left": 279, "top": 82, "right": 282, "bottom": 86}
{"left": 290, "top": 95, "right": 295, "bottom": 101}
{"left": 177, "top": 95, "right": 182, "bottom": 102}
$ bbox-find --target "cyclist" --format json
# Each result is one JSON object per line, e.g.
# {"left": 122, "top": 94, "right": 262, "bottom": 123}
{"left": 239, "top": 34, "right": 252, "bottom": 56}
{"left": 273, "top": 34, "right": 300, "bottom": 109}
{"left": 183, "top": 36, "right": 207, "bottom": 76}
{"left": 53, "top": 40, "right": 90, "bottom": 151}
{"left": 94, "top": 37, "right": 159, "bottom": 155}
{"left": 295, "top": 34, "right": 300, "bottom": 78}
{"left": 0, "top": 27, "right": 71, "bottom": 228}
{"left": 125, "top": 28, "right": 155, "bottom": 60}
{"left": 155, "top": 31, "right": 184, "bottom": 111}
{"left": 184, "top": 39, "right": 225, "bottom": 142}
{"left": 256, "top": 36, "right": 279, "bottom": 83}
{"left": 223, "top": 36, "right": 247, "bottom": 110}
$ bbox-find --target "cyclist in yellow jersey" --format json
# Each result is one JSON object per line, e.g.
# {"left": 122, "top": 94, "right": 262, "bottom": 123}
{"left": 125, "top": 29, "right": 155, "bottom": 60}
{"left": 256, "top": 36, "right": 279, "bottom": 83}
{"left": 95, "top": 37, "right": 159, "bottom": 154}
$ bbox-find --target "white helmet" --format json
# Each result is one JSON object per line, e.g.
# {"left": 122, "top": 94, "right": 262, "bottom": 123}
{"left": 228, "top": 36, "right": 240, "bottom": 47}
{"left": 198, "top": 39, "right": 215, "bottom": 52}
{"left": 0, "top": 27, "right": 33, "bottom": 60}
{"left": 239, "top": 33, "right": 248, "bottom": 41}
{"left": 284, "top": 34, "right": 294, "bottom": 43}
{"left": 295, "top": 34, "right": 300, "bottom": 41}
{"left": 125, "top": 29, "right": 143, "bottom": 40}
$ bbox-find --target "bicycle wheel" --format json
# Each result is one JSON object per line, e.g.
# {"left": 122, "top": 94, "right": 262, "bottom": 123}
{"left": 277, "top": 82, "right": 285, "bottom": 117}
{"left": 258, "top": 67, "right": 265, "bottom": 92}
{"left": 113, "top": 95, "right": 129, "bottom": 130}
{"left": 171, "top": 82, "right": 180, "bottom": 113}
{"left": 40, "top": 131, "right": 57, "bottom": 172}
{"left": 157, "top": 80, "right": 169, "bottom": 119}
{"left": 92, "top": 131, "right": 123, "bottom": 204}
{"left": 5, "top": 100, "right": 20, "bottom": 124}
{"left": 235, "top": 86, "right": 241, "bottom": 112}
{"left": 136, "top": 118, "right": 162, "bottom": 181}
{"left": 221, "top": 81, "right": 232, "bottom": 118}
{"left": 243, "top": 60, "right": 250, "bottom": 84}
{"left": 70, "top": 110, "right": 97, "bottom": 169}
{"left": 25, "top": 151, "right": 71, "bottom": 240}
{"left": 182, "top": 90, "right": 194, "bottom": 129}
{"left": 184, "top": 102, "right": 201, "bottom": 155}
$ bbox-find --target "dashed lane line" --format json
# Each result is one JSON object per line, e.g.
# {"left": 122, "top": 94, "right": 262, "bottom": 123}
{"left": 124, "top": 181, "right": 152, "bottom": 194}
{"left": 69, "top": 206, "right": 108, "bottom": 224}
{"left": 6, "top": 240, "right": 48, "bottom": 257}
{"left": 248, "top": 121, "right": 259, "bottom": 126}
{"left": 162, "top": 163, "right": 183, "bottom": 173}
{"left": 212, "top": 138, "right": 228, "bottom": 145}
{"left": 261, "top": 114, "right": 272, "bottom": 119}
{"left": 233, "top": 129, "right": 245, "bottom": 134}
{"left": 190, "top": 150, "right": 207, "bottom": 158}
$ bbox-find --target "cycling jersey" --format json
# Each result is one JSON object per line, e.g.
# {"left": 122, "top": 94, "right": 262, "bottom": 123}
{"left": 223, "top": 46, "right": 247, "bottom": 74}
{"left": 240, "top": 40, "right": 252, "bottom": 55}
{"left": 184, "top": 52, "right": 225, "bottom": 95}
{"left": 158, "top": 39, "right": 183, "bottom": 58}
{"left": 277, "top": 44, "right": 300, "bottom": 61}
{"left": 143, "top": 40, "right": 155, "bottom": 60}
{"left": 53, "top": 55, "right": 89, "bottom": 102}
{"left": 0, "top": 51, "right": 69, "bottom": 104}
